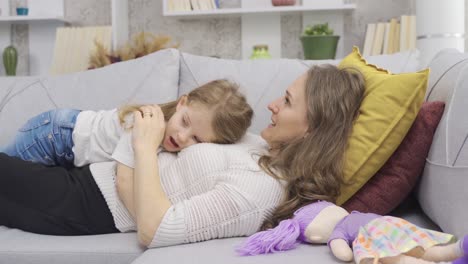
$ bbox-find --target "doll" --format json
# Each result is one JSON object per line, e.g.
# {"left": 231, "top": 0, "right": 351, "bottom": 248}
{"left": 237, "top": 201, "right": 468, "bottom": 264}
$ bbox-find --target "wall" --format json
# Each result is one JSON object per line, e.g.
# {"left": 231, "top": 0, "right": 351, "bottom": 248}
{"left": 10, "top": 0, "right": 414, "bottom": 75}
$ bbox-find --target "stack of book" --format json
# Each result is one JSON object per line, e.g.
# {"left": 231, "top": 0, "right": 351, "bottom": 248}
{"left": 167, "top": 0, "right": 219, "bottom": 12}
{"left": 362, "top": 15, "right": 416, "bottom": 57}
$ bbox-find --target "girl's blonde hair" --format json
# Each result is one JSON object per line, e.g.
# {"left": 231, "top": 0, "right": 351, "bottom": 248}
{"left": 260, "top": 64, "right": 365, "bottom": 230}
{"left": 118, "top": 79, "right": 253, "bottom": 144}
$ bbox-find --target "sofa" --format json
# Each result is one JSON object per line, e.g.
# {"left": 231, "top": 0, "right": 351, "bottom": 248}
{"left": 0, "top": 47, "right": 467, "bottom": 264}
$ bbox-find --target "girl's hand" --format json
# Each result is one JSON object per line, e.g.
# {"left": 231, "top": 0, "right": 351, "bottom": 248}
{"left": 132, "top": 104, "right": 165, "bottom": 152}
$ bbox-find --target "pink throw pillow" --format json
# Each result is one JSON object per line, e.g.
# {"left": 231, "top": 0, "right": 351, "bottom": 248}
{"left": 343, "top": 101, "right": 445, "bottom": 215}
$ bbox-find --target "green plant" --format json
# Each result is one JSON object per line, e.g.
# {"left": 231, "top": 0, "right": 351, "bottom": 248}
{"left": 303, "top": 23, "right": 334, "bottom": 36}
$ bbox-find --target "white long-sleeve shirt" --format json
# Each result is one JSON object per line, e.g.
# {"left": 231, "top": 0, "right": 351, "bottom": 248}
{"left": 72, "top": 109, "right": 136, "bottom": 167}
{"left": 89, "top": 133, "right": 285, "bottom": 248}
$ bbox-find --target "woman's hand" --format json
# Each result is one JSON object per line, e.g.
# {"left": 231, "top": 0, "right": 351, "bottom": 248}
{"left": 132, "top": 104, "right": 165, "bottom": 152}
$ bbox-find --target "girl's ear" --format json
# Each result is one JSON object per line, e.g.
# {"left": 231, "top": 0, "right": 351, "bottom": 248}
{"left": 176, "top": 95, "right": 188, "bottom": 111}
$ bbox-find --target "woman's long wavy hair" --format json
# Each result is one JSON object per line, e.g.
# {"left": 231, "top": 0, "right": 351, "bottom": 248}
{"left": 118, "top": 79, "right": 253, "bottom": 144}
{"left": 260, "top": 64, "right": 365, "bottom": 230}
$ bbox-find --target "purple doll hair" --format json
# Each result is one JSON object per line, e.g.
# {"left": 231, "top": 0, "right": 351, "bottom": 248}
{"left": 236, "top": 201, "right": 335, "bottom": 256}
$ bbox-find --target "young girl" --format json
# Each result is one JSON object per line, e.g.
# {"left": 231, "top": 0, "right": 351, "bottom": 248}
{"left": 1, "top": 79, "right": 253, "bottom": 168}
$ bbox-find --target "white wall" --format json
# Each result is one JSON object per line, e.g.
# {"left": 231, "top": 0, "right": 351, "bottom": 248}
{"left": 9, "top": 0, "right": 415, "bottom": 75}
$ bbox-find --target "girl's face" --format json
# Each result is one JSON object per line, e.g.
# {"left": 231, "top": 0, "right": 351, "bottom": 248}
{"left": 261, "top": 73, "right": 309, "bottom": 149}
{"left": 162, "top": 97, "right": 216, "bottom": 152}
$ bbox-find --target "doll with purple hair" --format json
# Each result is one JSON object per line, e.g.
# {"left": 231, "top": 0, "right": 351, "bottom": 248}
{"left": 237, "top": 201, "right": 468, "bottom": 264}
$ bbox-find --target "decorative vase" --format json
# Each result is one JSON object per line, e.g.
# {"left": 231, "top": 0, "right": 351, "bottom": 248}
{"left": 300, "top": 35, "right": 340, "bottom": 60}
{"left": 271, "top": 0, "right": 296, "bottom": 6}
{"left": 3, "top": 45, "right": 18, "bottom": 76}
{"left": 250, "top": 45, "right": 272, "bottom": 59}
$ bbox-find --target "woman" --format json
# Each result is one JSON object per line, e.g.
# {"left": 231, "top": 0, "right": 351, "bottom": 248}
{"left": 0, "top": 64, "right": 365, "bottom": 248}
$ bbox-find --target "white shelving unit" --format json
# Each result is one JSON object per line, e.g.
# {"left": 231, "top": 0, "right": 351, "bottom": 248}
{"left": 163, "top": 0, "right": 356, "bottom": 59}
{"left": 163, "top": 4, "right": 356, "bottom": 18}
{"left": 0, "top": 0, "right": 68, "bottom": 76}
{"left": 0, "top": 16, "right": 68, "bottom": 23}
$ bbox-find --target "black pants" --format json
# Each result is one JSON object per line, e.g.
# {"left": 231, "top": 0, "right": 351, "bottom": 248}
{"left": 0, "top": 153, "right": 118, "bottom": 235}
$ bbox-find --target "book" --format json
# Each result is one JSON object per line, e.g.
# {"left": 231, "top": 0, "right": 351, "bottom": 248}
{"left": 371, "top": 22, "right": 386, "bottom": 55}
{"left": 363, "top": 23, "right": 376, "bottom": 57}
{"left": 190, "top": 0, "right": 198, "bottom": 10}
{"left": 382, "top": 22, "right": 391, "bottom": 54}
{"left": 408, "top": 15, "right": 417, "bottom": 50}
{"left": 211, "top": 0, "right": 218, "bottom": 9}
{"left": 386, "top": 18, "right": 398, "bottom": 54}
{"left": 400, "top": 15, "right": 409, "bottom": 51}
{"left": 167, "top": 0, "right": 175, "bottom": 12}
{"left": 394, "top": 22, "right": 400, "bottom": 52}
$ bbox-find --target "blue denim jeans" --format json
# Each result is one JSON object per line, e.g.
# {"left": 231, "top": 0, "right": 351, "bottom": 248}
{"left": 1, "top": 109, "right": 81, "bottom": 168}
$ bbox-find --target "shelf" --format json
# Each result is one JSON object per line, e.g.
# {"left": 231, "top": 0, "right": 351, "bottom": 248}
{"left": 0, "top": 16, "right": 69, "bottom": 23}
{"left": 163, "top": 4, "right": 356, "bottom": 18}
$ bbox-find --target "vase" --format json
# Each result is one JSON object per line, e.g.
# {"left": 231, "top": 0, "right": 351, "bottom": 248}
{"left": 271, "top": 0, "right": 296, "bottom": 6}
{"left": 3, "top": 45, "right": 18, "bottom": 76}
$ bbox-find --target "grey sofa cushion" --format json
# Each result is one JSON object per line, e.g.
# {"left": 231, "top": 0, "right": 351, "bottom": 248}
{"left": 0, "top": 48, "right": 180, "bottom": 146}
{"left": 0, "top": 227, "right": 143, "bottom": 264}
{"left": 417, "top": 49, "right": 468, "bottom": 238}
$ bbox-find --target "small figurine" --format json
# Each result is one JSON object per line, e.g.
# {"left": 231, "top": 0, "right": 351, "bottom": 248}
{"left": 237, "top": 201, "right": 468, "bottom": 264}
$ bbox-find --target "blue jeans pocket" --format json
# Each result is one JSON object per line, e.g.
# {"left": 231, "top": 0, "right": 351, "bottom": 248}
{"left": 4, "top": 109, "right": 80, "bottom": 168}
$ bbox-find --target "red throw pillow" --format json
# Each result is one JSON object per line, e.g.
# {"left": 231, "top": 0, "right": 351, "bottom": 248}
{"left": 343, "top": 101, "right": 445, "bottom": 215}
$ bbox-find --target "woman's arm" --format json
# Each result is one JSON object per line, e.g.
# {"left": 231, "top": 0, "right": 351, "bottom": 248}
{"left": 131, "top": 105, "right": 171, "bottom": 247}
{"left": 115, "top": 162, "right": 136, "bottom": 219}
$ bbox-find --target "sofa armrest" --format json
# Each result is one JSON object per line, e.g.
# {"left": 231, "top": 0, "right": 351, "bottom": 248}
{"left": 416, "top": 49, "right": 468, "bottom": 238}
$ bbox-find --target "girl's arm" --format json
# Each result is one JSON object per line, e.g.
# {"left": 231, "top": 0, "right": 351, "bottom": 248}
{"left": 131, "top": 105, "right": 171, "bottom": 247}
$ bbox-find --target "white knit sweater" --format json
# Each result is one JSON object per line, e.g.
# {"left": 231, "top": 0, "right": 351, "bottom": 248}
{"left": 89, "top": 133, "right": 285, "bottom": 248}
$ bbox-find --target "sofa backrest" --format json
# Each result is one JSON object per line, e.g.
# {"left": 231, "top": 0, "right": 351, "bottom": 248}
{"left": 0, "top": 49, "right": 180, "bottom": 145}
{"left": 177, "top": 50, "right": 421, "bottom": 134}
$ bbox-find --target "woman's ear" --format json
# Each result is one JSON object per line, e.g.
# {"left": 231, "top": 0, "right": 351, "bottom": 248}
{"left": 176, "top": 95, "right": 188, "bottom": 111}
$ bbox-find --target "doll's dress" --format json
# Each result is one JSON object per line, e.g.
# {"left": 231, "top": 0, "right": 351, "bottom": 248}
{"left": 351, "top": 215, "right": 455, "bottom": 264}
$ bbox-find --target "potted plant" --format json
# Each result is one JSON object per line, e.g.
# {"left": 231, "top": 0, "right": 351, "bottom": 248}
{"left": 300, "top": 23, "right": 340, "bottom": 60}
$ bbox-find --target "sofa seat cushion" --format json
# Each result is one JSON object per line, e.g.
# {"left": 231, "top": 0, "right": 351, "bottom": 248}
{"left": 131, "top": 196, "right": 437, "bottom": 264}
{"left": 0, "top": 226, "right": 143, "bottom": 264}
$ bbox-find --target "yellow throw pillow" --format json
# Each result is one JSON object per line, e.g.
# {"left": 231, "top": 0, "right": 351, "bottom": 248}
{"left": 337, "top": 47, "right": 429, "bottom": 205}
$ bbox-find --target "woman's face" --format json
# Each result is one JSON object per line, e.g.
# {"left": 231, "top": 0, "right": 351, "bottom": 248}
{"left": 261, "top": 73, "right": 309, "bottom": 148}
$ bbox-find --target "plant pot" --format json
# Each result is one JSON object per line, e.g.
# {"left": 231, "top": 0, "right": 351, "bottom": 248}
{"left": 300, "top": 35, "right": 340, "bottom": 60}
